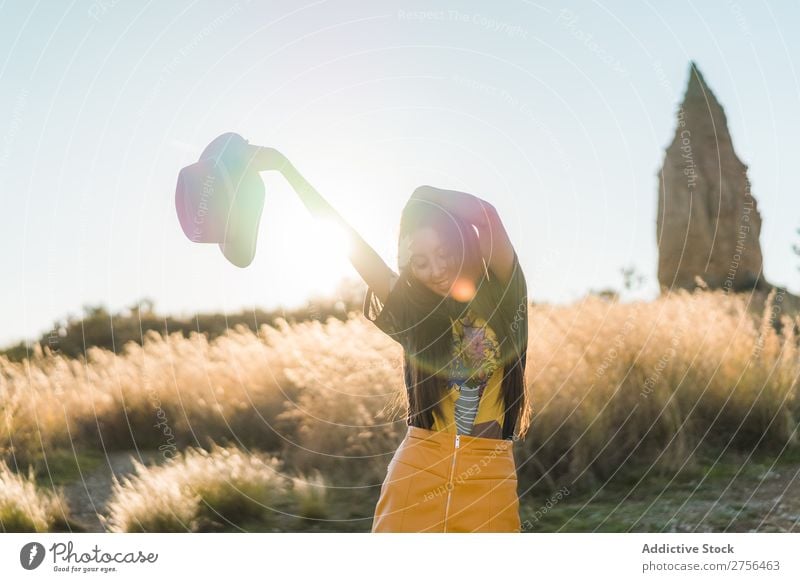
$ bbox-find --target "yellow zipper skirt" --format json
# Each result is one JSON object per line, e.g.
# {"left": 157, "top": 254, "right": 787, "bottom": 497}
{"left": 371, "top": 426, "right": 521, "bottom": 533}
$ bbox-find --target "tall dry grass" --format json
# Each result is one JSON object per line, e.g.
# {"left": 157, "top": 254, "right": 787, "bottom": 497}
{"left": 1, "top": 288, "right": 798, "bottom": 501}
{"left": 101, "top": 444, "right": 310, "bottom": 532}
{"left": 0, "top": 324, "right": 299, "bottom": 470}
{"left": 0, "top": 459, "right": 71, "bottom": 532}
{"left": 0, "top": 314, "right": 407, "bottom": 484}
{"left": 522, "top": 287, "right": 799, "bottom": 491}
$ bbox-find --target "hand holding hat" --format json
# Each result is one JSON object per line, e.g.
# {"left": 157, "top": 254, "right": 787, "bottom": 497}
{"left": 176, "top": 132, "right": 349, "bottom": 268}
{"left": 175, "top": 132, "right": 270, "bottom": 267}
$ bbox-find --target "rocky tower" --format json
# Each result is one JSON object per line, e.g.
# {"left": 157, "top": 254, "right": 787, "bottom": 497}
{"left": 657, "top": 62, "right": 767, "bottom": 293}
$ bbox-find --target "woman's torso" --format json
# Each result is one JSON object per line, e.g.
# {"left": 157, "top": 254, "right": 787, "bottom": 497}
{"left": 430, "top": 305, "right": 505, "bottom": 439}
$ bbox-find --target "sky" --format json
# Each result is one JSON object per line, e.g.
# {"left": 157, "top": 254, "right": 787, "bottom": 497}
{"left": 1, "top": 0, "right": 799, "bottom": 348}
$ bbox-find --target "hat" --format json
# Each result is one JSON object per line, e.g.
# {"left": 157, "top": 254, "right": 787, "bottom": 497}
{"left": 175, "top": 132, "right": 265, "bottom": 267}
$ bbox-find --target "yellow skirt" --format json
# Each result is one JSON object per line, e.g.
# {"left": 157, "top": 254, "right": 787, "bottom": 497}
{"left": 371, "top": 426, "right": 521, "bottom": 533}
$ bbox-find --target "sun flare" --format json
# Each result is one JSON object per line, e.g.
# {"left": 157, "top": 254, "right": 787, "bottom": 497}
{"left": 450, "top": 276, "right": 477, "bottom": 302}
{"left": 291, "top": 216, "right": 352, "bottom": 295}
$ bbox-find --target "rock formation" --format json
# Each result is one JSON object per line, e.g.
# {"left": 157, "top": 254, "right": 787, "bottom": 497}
{"left": 657, "top": 61, "right": 768, "bottom": 293}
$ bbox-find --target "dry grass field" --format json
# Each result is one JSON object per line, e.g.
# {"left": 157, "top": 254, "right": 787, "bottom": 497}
{"left": 1, "top": 287, "right": 798, "bottom": 532}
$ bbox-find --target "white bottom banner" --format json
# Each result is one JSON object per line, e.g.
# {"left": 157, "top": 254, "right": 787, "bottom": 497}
{"left": 1, "top": 533, "right": 798, "bottom": 580}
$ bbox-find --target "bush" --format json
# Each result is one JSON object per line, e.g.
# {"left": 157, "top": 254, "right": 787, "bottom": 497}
{"left": 0, "top": 459, "right": 71, "bottom": 532}
{"left": 102, "top": 444, "right": 295, "bottom": 532}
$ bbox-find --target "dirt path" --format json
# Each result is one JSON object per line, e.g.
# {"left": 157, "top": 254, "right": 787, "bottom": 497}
{"left": 60, "top": 448, "right": 800, "bottom": 533}
{"left": 520, "top": 453, "right": 800, "bottom": 532}
{"left": 699, "top": 461, "right": 800, "bottom": 532}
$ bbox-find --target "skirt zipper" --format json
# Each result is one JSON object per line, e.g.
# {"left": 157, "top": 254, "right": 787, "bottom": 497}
{"left": 443, "top": 433, "right": 460, "bottom": 532}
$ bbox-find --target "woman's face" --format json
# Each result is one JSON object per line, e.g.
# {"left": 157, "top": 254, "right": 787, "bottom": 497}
{"left": 402, "top": 226, "right": 459, "bottom": 297}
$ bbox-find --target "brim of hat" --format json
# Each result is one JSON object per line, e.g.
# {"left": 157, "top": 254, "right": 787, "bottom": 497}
{"left": 216, "top": 170, "right": 266, "bottom": 268}
{"left": 174, "top": 161, "right": 265, "bottom": 267}
{"left": 175, "top": 158, "right": 231, "bottom": 244}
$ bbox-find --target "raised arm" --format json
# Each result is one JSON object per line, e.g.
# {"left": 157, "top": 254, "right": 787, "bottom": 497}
{"left": 409, "top": 185, "right": 515, "bottom": 284}
{"left": 250, "top": 146, "right": 398, "bottom": 303}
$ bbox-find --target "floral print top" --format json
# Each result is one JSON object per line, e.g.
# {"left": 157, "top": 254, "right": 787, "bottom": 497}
{"left": 442, "top": 307, "right": 504, "bottom": 435}
{"left": 448, "top": 307, "right": 501, "bottom": 389}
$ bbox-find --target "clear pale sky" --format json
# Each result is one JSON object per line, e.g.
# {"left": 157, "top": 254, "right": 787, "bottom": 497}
{"left": 1, "top": 0, "right": 799, "bottom": 348}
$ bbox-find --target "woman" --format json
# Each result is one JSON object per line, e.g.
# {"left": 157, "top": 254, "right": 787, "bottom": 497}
{"left": 248, "top": 145, "right": 531, "bottom": 533}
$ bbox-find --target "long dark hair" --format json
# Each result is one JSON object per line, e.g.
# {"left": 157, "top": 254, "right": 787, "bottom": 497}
{"left": 394, "top": 197, "right": 531, "bottom": 440}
